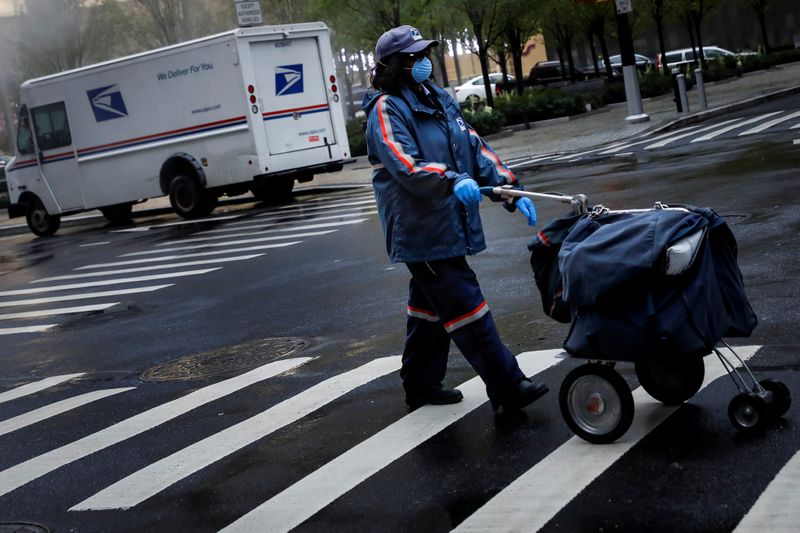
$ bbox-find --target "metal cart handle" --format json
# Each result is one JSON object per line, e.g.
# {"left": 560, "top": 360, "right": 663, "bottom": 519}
{"left": 479, "top": 185, "right": 589, "bottom": 215}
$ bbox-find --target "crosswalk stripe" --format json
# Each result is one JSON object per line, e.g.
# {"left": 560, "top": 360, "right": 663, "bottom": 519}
{"left": 453, "top": 345, "right": 760, "bottom": 532}
{"left": 71, "top": 356, "right": 402, "bottom": 511}
{"left": 196, "top": 210, "right": 378, "bottom": 234}
{"left": 734, "top": 448, "right": 800, "bottom": 531}
{"left": 0, "top": 303, "right": 119, "bottom": 320}
{"left": 219, "top": 349, "right": 563, "bottom": 533}
{"left": 738, "top": 110, "right": 800, "bottom": 136}
{"left": 553, "top": 142, "right": 630, "bottom": 161}
{"left": 0, "top": 388, "right": 135, "bottom": 437}
{"left": 121, "top": 230, "right": 336, "bottom": 256}
{"left": 598, "top": 125, "right": 705, "bottom": 154}
{"left": 0, "top": 374, "right": 85, "bottom": 404}
{"left": 275, "top": 196, "right": 375, "bottom": 212}
{"left": 111, "top": 214, "right": 243, "bottom": 233}
{"left": 0, "top": 325, "right": 58, "bottom": 334}
{"left": 0, "top": 357, "right": 312, "bottom": 498}
{"left": 0, "top": 284, "right": 173, "bottom": 308}
{"left": 690, "top": 111, "right": 784, "bottom": 142}
{"left": 157, "top": 220, "right": 368, "bottom": 246}
{"left": 75, "top": 242, "right": 299, "bottom": 270}
{"left": 507, "top": 154, "right": 560, "bottom": 169}
{"left": 0, "top": 269, "right": 219, "bottom": 296}
{"left": 645, "top": 118, "right": 743, "bottom": 149}
{"left": 32, "top": 255, "right": 263, "bottom": 283}
{"left": 262, "top": 199, "right": 375, "bottom": 216}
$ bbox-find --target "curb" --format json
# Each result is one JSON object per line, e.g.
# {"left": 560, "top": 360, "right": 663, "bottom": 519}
{"left": 649, "top": 84, "right": 800, "bottom": 134}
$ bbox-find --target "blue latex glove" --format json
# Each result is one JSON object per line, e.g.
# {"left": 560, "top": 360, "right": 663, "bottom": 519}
{"left": 453, "top": 178, "right": 482, "bottom": 206}
{"left": 516, "top": 197, "right": 537, "bottom": 227}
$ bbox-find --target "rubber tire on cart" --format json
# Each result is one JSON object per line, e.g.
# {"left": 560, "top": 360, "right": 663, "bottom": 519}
{"left": 634, "top": 356, "right": 705, "bottom": 405}
{"left": 168, "top": 175, "right": 216, "bottom": 218}
{"left": 759, "top": 379, "right": 791, "bottom": 418}
{"left": 559, "top": 363, "right": 635, "bottom": 444}
{"left": 26, "top": 197, "right": 61, "bottom": 237}
{"left": 100, "top": 202, "right": 134, "bottom": 225}
{"left": 728, "top": 393, "right": 769, "bottom": 433}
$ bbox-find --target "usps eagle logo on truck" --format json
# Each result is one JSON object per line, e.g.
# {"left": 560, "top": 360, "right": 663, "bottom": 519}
{"left": 275, "top": 64, "right": 303, "bottom": 96}
{"left": 86, "top": 84, "right": 128, "bottom": 122}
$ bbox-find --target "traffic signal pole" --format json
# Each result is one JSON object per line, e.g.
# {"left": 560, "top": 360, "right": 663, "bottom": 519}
{"left": 614, "top": 1, "right": 649, "bottom": 123}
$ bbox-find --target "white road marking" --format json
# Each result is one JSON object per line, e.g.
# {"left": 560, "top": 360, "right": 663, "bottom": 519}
{"left": 794, "top": 139, "right": 800, "bottom": 144}
{"left": 262, "top": 199, "right": 375, "bottom": 216}
{"left": 738, "top": 110, "right": 800, "bottom": 136}
{"left": 0, "top": 303, "right": 119, "bottom": 320}
{"left": 0, "top": 388, "right": 135, "bottom": 437}
{"left": 0, "top": 325, "right": 57, "bottom": 335}
{"left": 275, "top": 196, "right": 375, "bottom": 212}
{"left": 219, "top": 349, "right": 563, "bottom": 533}
{"left": 157, "top": 220, "right": 367, "bottom": 246}
{"left": 79, "top": 242, "right": 111, "bottom": 247}
{"left": 553, "top": 142, "right": 629, "bottom": 161}
{"left": 196, "top": 210, "right": 378, "bottom": 234}
{"left": 0, "top": 269, "right": 219, "bottom": 296}
{"left": 645, "top": 118, "right": 743, "bottom": 149}
{"left": 75, "top": 242, "right": 299, "bottom": 270}
{"left": 453, "top": 345, "right": 760, "bottom": 533}
{"left": 507, "top": 154, "right": 559, "bottom": 169}
{"left": 111, "top": 214, "right": 243, "bottom": 233}
{"left": 0, "top": 357, "right": 312, "bottom": 498}
{"left": 734, "top": 448, "right": 800, "bottom": 532}
{"left": 614, "top": 152, "right": 635, "bottom": 157}
{"left": 0, "top": 374, "right": 85, "bottom": 404}
{"left": 71, "top": 356, "right": 402, "bottom": 511}
{"left": 121, "top": 230, "right": 336, "bottom": 256}
{"left": 0, "top": 285, "right": 173, "bottom": 308}
{"left": 598, "top": 125, "right": 706, "bottom": 154}
{"left": 32, "top": 255, "right": 263, "bottom": 283}
{"left": 690, "top": 112, "right": 784, "bottom": 142}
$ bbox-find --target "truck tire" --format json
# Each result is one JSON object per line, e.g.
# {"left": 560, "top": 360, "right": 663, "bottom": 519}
{"left": 168, "top": 175, "right": 216, "bottom": 218}
{"left": 26, "top": 197, "right": 61, "bottom": 237}
{"left": 100, "top": 203, "right": 134, "bottom": 225}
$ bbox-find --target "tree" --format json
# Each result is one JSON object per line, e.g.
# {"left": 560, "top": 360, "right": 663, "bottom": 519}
{"left": 501, "top": 0, "right": 542, "bottom": 95}
{"left": 575, "top": 0, "right": 614, "bottom": 79}
{"left": 745, "top": 0, "right": 774, "bottom": 53}
{"left": 642, "top": 0, "right": 674, "bottom": 74}
{"left": 674, "top": 0, "right": 720, "bottom": 64}
{"left": 460, "top": 0, "right": 506, "bottom": 107}
{"left": 541, "top": 0, "right": 581, "bottom": 82}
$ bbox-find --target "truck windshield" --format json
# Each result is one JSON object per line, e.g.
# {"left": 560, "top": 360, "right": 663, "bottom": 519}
{"left": 16, "top": 106, "right": 35, "bottom": 155}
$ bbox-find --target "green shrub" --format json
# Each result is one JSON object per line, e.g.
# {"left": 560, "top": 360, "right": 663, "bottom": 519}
{"left": 493, "top": 88, "right": 587, "bottom": 126}
{"left": 638, "top": 70, "right": 673, "bottom": 98}
{"left": 601, "top": 82, "right": 627, "bottom": 105}
{"left": 346, "top": 118, "right": 367, "bottom": 157}
{"left": 462, "top": 107, "right": 505, "bottom": 136}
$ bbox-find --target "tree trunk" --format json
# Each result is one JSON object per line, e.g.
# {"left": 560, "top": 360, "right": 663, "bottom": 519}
{"left": 596, "top": 25, "right": 613, "bottom": 79}
{"left": 452, "top": 39, "right": 463, "bottom": 85}
{"left": 508, "top": 34, "right": 525, "bottom": 95}
{"left": 587, "top": 30, "right": 599, "bottom": 76}
{"left": 757, "top": 9, "right": 771, "bottom": 53}
{"left": 656, "top": 13, "right": 669, "bottom": 75}
{"left": 476, "top": 26, "right": 495, "bottom": 107}
{"left": 564, "top": 37, "right": 576, "bottom": 82}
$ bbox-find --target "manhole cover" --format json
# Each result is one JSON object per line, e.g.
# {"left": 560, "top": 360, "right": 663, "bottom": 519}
{"left": 0, "top": 525, "right": 49, "bottom": 533}
{"left": 139, "top": 337, "right": 309, "bottom": 382}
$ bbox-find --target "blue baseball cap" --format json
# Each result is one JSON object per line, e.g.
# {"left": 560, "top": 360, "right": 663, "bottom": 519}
{"left": 375, "top": 25, "right": 438, "bottom": 64}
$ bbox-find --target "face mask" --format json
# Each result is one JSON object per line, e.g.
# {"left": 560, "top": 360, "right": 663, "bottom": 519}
{"left": 410, "top": 57, "right": 433, "bottom": 83}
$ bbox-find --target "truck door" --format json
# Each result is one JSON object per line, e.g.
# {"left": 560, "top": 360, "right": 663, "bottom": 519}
{"left": 30, "top": 101, "right": 84, "bottom": 211}
{"left": 250, "top": 37, "right": 336, "bottom": 155}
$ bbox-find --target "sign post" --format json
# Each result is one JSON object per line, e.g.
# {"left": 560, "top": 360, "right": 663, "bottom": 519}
{"left": 234, "top": 1, "right": 263, "bottom": 27}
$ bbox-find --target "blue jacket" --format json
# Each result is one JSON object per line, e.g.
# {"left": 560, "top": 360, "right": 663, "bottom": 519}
{"left": 363, "top": 81, "right": 518, "bottom": 263}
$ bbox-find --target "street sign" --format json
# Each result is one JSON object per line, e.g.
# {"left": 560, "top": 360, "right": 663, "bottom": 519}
{"left": 234, "top": 1, "right": 263, "bottom": 27}
{"left": 615, "top": 0, "right": 633, "bottom": 14}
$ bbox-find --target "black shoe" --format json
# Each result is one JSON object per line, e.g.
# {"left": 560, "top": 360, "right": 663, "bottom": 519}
{"left": 494, "top": 378, "right": 549, "bottom": 413}
{"left": 405, "top": 387, "right": 464, "bottom": 410}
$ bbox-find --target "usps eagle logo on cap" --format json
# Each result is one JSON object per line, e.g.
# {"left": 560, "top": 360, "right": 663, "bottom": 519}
{"left": 410, "top": 27, "right": 422, "bottom": 40}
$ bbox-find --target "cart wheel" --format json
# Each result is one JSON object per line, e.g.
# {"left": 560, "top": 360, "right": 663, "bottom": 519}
{"left": 634, "top": 356, "right": 704, "bottom": 405}
{"left": 728, "top": 393, "right": 769, "bottom": 433}
{"left": 559, "top": 364, "right": 634, "bottom": 444}
{"left": 760, "top": 379, "right": 791, "bottom": 418}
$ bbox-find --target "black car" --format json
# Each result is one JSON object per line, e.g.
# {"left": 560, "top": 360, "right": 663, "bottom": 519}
{"left": 528, "top": 61, "right": 589, "bottom": 86}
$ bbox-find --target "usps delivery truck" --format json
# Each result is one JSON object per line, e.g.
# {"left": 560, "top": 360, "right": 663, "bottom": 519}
{"left": 5, "top": 22, "right": 351, "bottom": 236}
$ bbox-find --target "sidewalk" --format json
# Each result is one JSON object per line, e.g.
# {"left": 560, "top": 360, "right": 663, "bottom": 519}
{"left": 3, "top": 61, "right": 799, "bottom": 230}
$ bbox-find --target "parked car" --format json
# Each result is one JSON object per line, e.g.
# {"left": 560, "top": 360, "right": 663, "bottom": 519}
{"left": 454, "top": 73, "right": 513, "bottom": 103}
{"left": 528, "top": 60, "right": 589, "bottom": 86}
{"left": 596, "top": 54, "right": 655, "bottom": 76}
{"left": 655, "top": 46, "right": 753, "bottom": 71}
{"left": 0, "top": 151, "right": 9, "bottom": 209}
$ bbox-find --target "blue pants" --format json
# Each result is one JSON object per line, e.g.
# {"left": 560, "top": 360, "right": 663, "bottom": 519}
{"left": 403, "top": 257, "right": 525, "bottom": 405}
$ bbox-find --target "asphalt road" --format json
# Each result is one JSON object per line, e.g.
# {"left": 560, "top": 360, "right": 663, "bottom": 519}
{"left": 0, "top": 95, "right": 798, "bottom": 532}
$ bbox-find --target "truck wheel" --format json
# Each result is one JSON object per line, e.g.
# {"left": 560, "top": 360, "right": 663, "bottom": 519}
{"left": 100, "top": 203, "right": 134, "bottom": 225}
{"left": 169, "top": 175, "right": 216, "bottom": 218}
{"left": 26, "top": 197, "right": 61, "bottom": 237}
